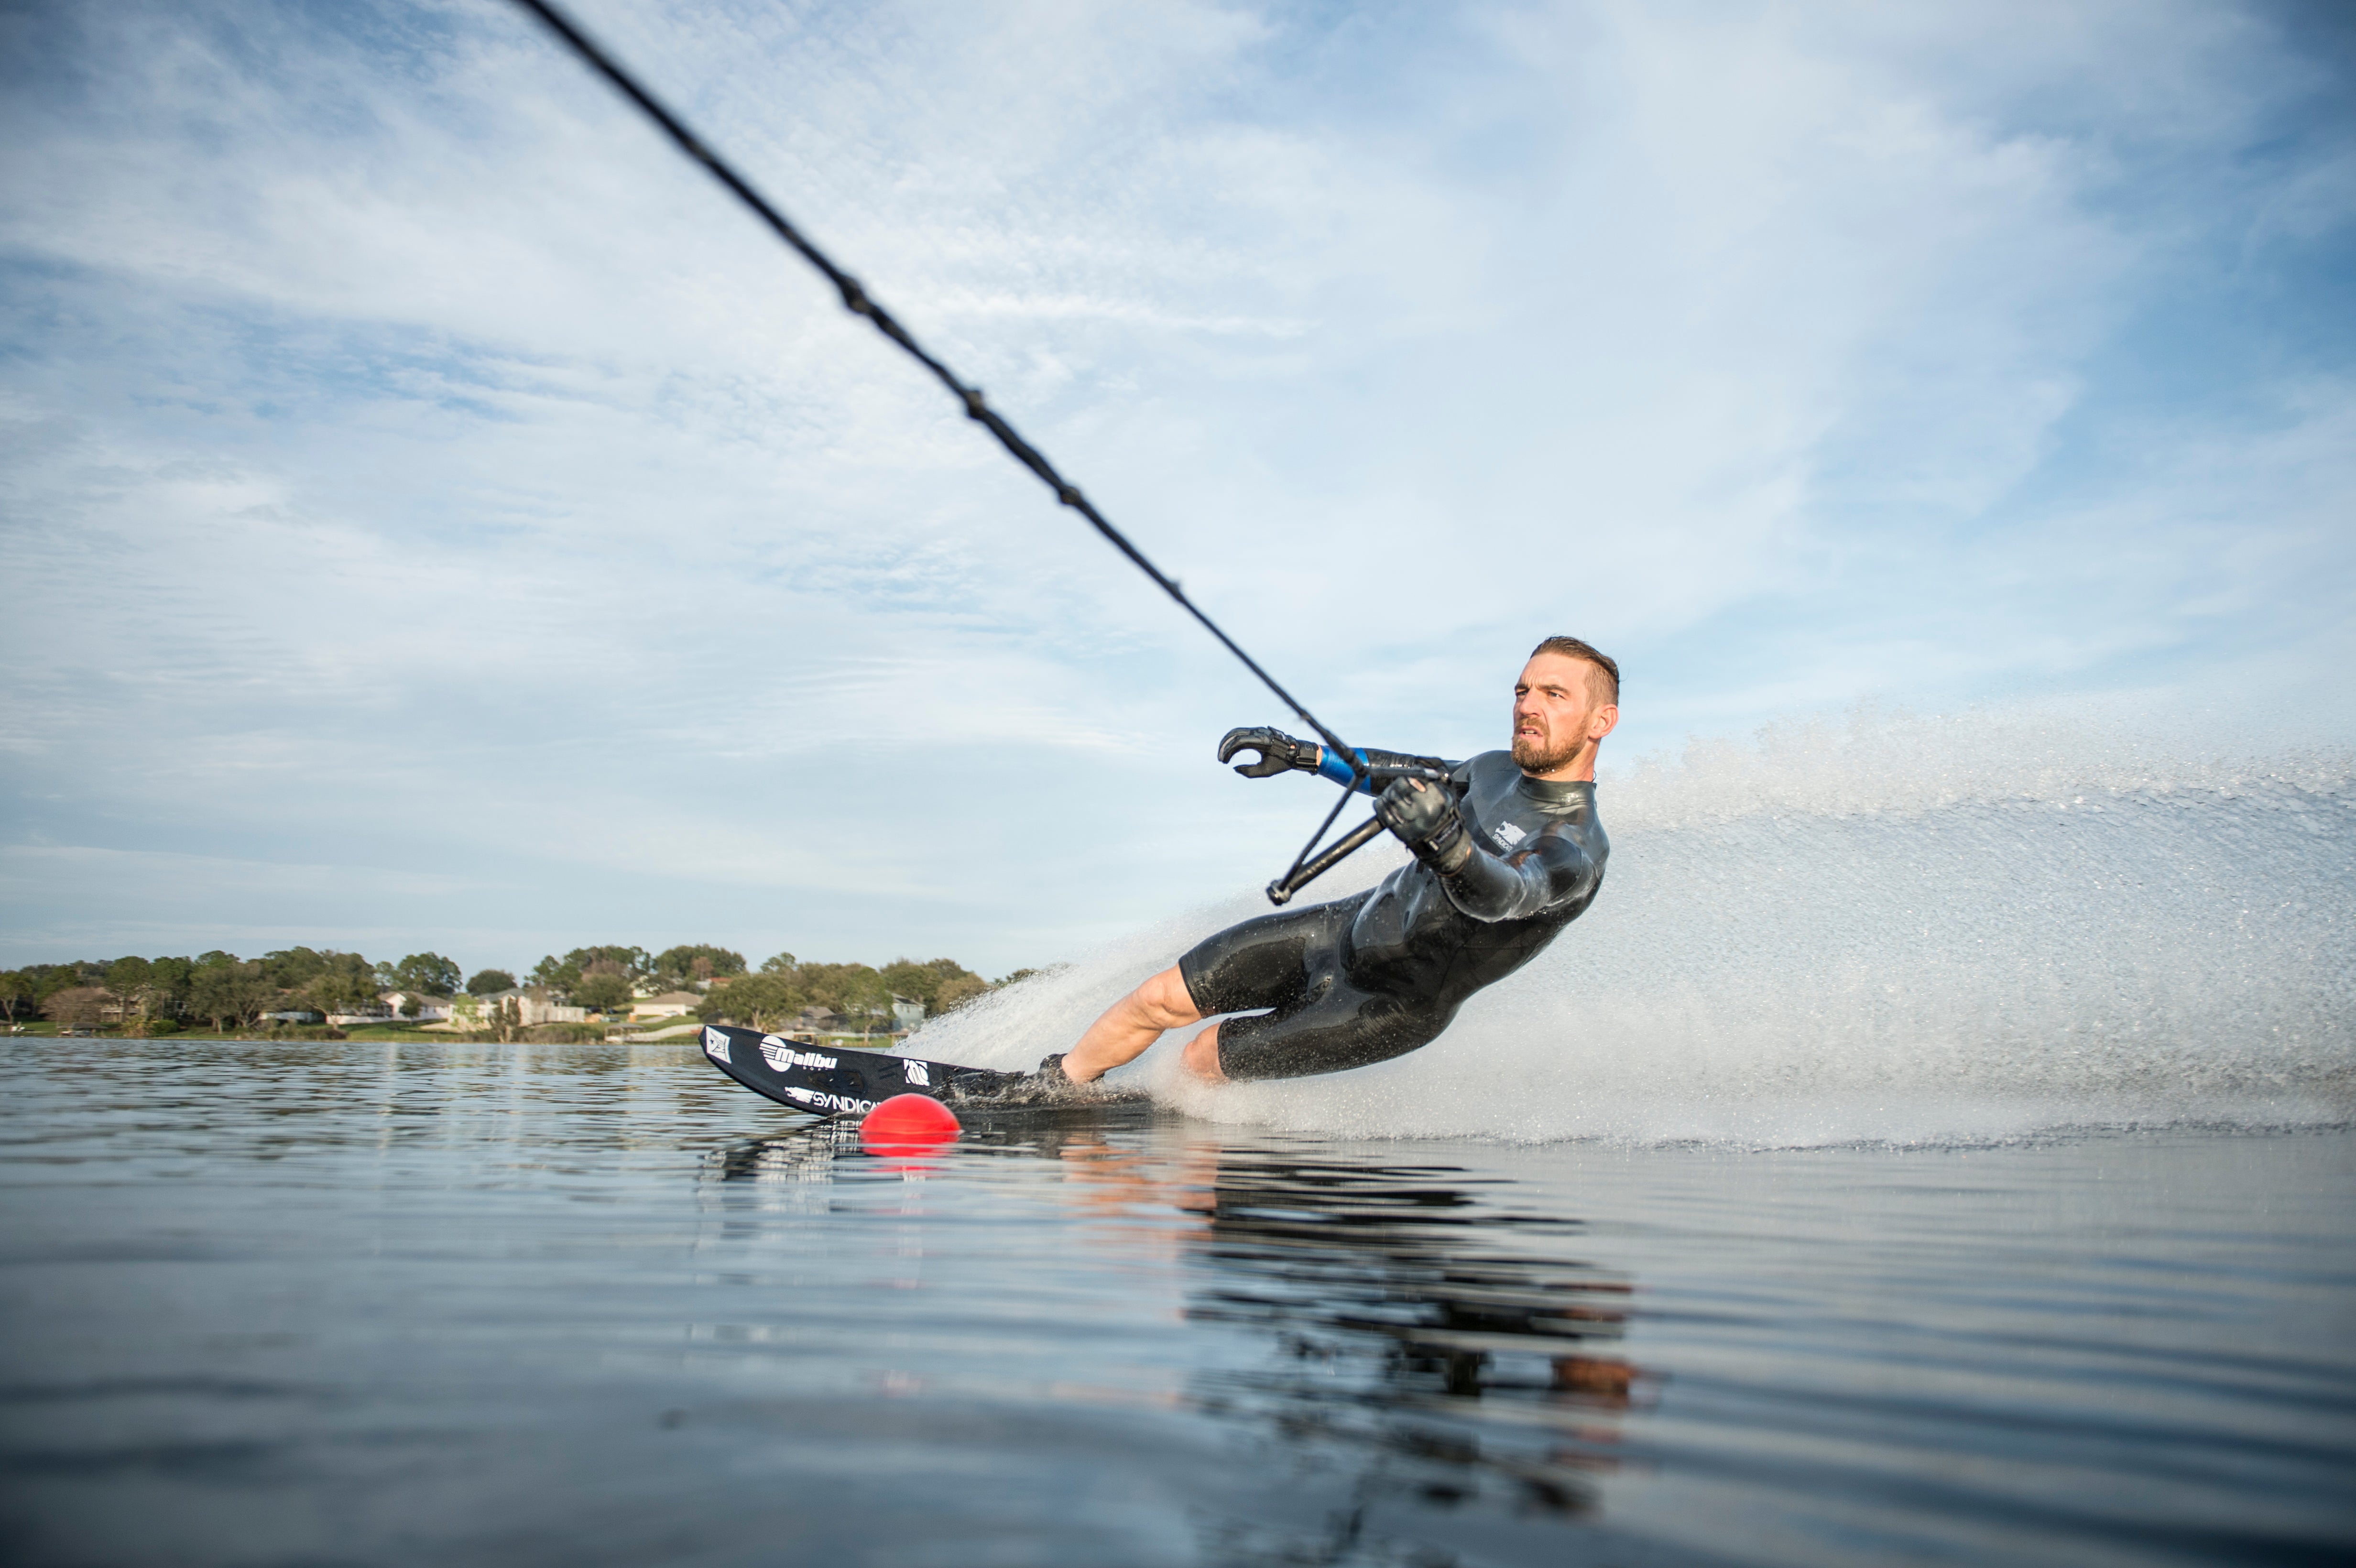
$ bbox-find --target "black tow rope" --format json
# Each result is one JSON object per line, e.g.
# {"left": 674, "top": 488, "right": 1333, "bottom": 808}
{"left": 509, "top": 0, "right": 1422, "bottom": 905}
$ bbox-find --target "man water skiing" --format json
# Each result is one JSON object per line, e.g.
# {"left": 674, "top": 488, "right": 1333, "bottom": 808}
{"left": 1048, "top": 636, "right": 1618, "bottom": 1086}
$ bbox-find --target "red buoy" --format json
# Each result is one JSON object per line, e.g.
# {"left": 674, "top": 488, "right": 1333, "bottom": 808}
{"left": 860, "top": 1092, "right": 961, "bottom": 1154}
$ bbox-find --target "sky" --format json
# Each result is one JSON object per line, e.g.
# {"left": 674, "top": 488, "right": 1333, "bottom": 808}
{"left": 2, "top": 0, "right": 2352, "bottom": 980}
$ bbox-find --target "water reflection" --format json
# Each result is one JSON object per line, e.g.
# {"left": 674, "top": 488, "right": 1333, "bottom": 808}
{"left": 707, "top": 1110, "right": 1650, "bottom": 1553}
{"left": 1055, "top": 1128, "right": 1647, "bottom": 1531}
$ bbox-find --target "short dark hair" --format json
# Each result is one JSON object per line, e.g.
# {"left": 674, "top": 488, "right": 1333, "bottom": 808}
{"left": 1528, "top": 636, "right": 1619, "bottom": 704}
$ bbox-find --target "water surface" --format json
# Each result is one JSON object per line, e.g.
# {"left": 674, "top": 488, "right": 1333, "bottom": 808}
{"left": 2, "top": 1037, "right": 2351, "bottom": 1566}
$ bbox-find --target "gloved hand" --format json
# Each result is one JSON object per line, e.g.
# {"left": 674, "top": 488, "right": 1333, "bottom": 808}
{"left": 1375, "top": 777, "right": 1472, "bottom": 873}
{"left": 1218, "top": 726, "right": 1321, "bottom": 779}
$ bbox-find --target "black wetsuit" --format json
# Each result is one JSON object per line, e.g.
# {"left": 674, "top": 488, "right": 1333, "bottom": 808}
{"left": 1179, "top": 749, "right": 1609, "bottom": 1080}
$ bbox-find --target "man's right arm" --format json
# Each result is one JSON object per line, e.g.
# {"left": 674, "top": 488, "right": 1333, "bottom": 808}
{"left": 1316, "top": 745, "right": 1457, "bottom": 794}
{"left": 1218, "top": 728, "right": 1454, "bottom": 791}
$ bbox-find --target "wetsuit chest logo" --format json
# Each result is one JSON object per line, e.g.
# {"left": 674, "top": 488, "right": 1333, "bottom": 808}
{"left": 1493, "top": 821, "right": 1526, "bottom": 848}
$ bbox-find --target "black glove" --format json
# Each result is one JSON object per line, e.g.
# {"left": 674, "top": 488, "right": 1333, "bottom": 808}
{"left": 1218, "top": 726, "right": 1320, "bottom": 779}
{"left": 1375, "top": 777, "right": 1472, "bottom": 873}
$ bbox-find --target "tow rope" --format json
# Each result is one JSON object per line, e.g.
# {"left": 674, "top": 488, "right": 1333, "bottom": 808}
{"left": 510, "top": 0, "right": 1438, "bottom": 904}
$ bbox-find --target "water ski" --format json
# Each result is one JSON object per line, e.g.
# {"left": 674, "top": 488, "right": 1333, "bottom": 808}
{"left": 698, "top": 1023, "right": 1032, "bottom": 1117}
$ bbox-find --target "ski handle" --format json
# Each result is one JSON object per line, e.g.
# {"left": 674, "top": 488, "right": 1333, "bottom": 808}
{"left": 1264, "top": 763, "right": 1453, "bottom": 906}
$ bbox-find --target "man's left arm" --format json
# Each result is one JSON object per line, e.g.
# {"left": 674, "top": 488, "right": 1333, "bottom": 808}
{"left": 1373, "top": 779, "right": 1599, "bottom": 922}
{"left": 1432, "top": 827, "right": 1598, "bottom": 921}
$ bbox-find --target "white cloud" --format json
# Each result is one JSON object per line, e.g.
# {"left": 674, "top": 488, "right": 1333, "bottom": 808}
{"left": 1, "top": 0, "right": 2349, "bottom": 971}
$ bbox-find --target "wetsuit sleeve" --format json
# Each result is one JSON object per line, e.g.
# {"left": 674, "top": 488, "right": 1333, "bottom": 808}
{"left": 1315, "top": 746, "right": 1461, "bottom": 792}
{"left": 1431, "top": 821, "right": 1600, "bottom": 922}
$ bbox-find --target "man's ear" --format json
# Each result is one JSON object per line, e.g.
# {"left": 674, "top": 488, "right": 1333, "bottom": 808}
{"left": 1590, "top": 703, "right": 1620, "bottom": 740}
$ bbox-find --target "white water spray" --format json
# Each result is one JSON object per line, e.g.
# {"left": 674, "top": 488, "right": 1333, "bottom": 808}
{"left": 919, "top": 709, "right": 2356, "bottom": 1146}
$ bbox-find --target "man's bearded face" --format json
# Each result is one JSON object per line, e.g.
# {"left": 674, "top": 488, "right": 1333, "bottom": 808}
{"left": 1510, "top": 654, "right": 1605, "bottom": 774}
{"left": 1510, "top": 724, "right": 1587, "bottom": 773}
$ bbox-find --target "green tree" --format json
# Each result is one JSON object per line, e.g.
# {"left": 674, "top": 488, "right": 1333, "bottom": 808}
{"left": 258, "top": 947, "right": 327, "bottom": 989}
{"left": 25, "top": 962, "right": 107, "bottom": 1006}
{"left": 572, "top": 972, "right": 633, "bottom": 1014}
{"left": 0, "top": 971, "right": 34, "bottom": 1023}
{"left": 190, "top": 958, "right": 239, "bottom": 1032}
{"left": 260, "top": 948, "right": 376, "bottom": 1000}
{"left": 935, "top": 972, "right": 988, "bottom": 1012}
{"left": 148, "top": 956, "right": 195, "bottom": 1018}
{"left": 653, "top": 945, "right": 747, "bottom": 990}
{"left": 530, "top": 954, "right": 582, "bottom": 994}
{"left": 237, "top": 969, "right": 284, "bottom": 1029}
{"left": 103, "top": 955, "right": 195, "bottom": 1025}
{"left": 796, "top": 963, "right": 891, "bottom": 1036}
{"left": 578, "top": 956, "right": 635, "bottom": 1007}
{"left": 298, "top": 953, "right": 380, "bottom": 1018}
{"left": 696, "top": 972, "right": 807, "bottom": 1032}
{"left": 104, "top": 957, "right": 153, "bottom": 1017}
{"left": 879, "top": 958, "right": 989, "bottom": 1016}
{"left": 188, "top": 956, "right": 279, "bottom": 1034}
{"left": 758, "top": 951, "right": 798, "bottom": 975}
{"left": 591, "top": 946, "right": 653, "bottom": 982}
{"left": 466, "top": 969, "right": 518, "bottom": 996}
{"left": 377, "top": 953, "right": 462, "bottom": 997}
{"left": 534, "top": 947, "right": 652, "bottom": 995}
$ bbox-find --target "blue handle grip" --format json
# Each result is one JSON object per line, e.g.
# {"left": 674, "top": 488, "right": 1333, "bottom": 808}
{"left": 1317, "top": 747, "right": 1373, "bottom": 791}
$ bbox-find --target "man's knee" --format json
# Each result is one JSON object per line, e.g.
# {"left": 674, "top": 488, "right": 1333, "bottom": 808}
{"left": 1130, "top": 966, "right": 1202, "bottom": 1030}
{"left": 1180, "top": 1024, "right": 1225, "bottom": 1081}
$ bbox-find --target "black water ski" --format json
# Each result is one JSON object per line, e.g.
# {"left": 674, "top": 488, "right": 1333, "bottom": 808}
{"left": 698, "top": 1023, "right": 1027, "bottom": 1117}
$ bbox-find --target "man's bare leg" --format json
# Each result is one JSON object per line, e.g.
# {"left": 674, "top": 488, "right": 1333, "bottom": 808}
{"left": 1063, "top": 966, "right": 1227, "bottom": 1084}
{"left": 1178, "top": 1024, "right": 1227, "bottom": 1083}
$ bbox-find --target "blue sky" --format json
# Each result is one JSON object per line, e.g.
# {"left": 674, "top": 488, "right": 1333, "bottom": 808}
{"left": 2, "top": 0, "right": 2352, "bottom": 979}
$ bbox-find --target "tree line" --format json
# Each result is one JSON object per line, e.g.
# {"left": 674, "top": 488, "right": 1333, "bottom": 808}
{"left": 518, "top": 945, "right": 1024, "bottom": 1035}
{"left": 1, "top": 943, "right": 1030, "bottom": 1035}
{"left": 2, "top": 948, "right": 464, "bottom": 1034}
{"left": 695, "top": 953, "right": 1018, "bottom": 1034}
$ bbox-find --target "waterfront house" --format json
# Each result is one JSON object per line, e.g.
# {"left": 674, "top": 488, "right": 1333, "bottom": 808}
{"left": 478, "top": 989, "right": 589, "bottom": 1026}
{"left": 378, "top": 991, "right": 455, "bottom": 1023}
{"left": 630, "top": 991, "right": 702, "bottom": 1021}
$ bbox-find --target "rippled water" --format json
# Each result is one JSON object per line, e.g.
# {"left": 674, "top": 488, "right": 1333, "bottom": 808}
{"left": 2, "top": 1036, "right": 2351, "bottom": 1566}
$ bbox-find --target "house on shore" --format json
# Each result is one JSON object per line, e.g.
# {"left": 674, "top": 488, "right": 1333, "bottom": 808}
{"left": 328, "top": 992, "right": 456, "bottom": 1027}
{"left": 630, "top": 992, "right": 703, "bottom": 1021}
{"left": 470, "top": 989, "right": 589, "bottom": 1026}
{"left": 383, "top": 991, "right": 454, "bottom": 1023}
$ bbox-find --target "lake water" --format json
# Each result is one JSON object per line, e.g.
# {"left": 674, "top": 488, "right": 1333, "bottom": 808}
{"left": 3, "top": 1035, "right": 2351, "bottom": 1567}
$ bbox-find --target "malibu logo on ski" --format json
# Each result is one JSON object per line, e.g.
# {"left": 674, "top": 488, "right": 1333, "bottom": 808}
{"left": 757, "top": 1036, "right": 836, "bottom": 1073}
